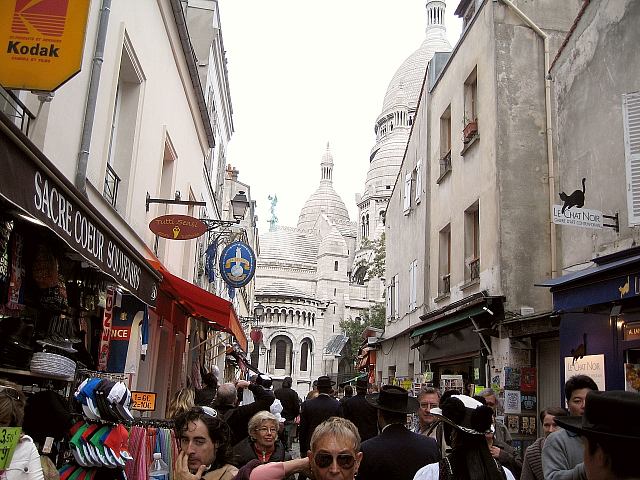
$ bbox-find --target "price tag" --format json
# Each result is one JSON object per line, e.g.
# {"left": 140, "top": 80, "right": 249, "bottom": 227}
{"left": 0, "top": 427, "right": 22, "bottom": 470}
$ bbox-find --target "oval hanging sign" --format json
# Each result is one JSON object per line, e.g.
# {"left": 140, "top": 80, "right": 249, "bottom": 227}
{"left": 149, "top": 215, "right": 207, "bottom": 240}
{"left": 219, "top": 241, "right": 256, "bottom": 288}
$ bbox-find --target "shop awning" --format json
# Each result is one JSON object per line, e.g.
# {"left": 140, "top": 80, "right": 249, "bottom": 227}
{"left": 410, "top": 305, "right": 486, "bottom": 338}
{"left": 0, "top": 111, "right": 160, "bottom": 306}
{"left": 150, "top": 260, "right": 247, "bottom": 350}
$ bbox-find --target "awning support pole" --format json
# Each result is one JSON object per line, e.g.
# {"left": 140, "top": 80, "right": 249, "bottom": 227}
{"left": 470, "top": 317, "right": 492, "bottom": 355}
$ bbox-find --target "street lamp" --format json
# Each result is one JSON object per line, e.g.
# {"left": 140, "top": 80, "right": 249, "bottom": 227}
{"left": 231, "top": 191, "right": 250, "bottom": 221}
{"left": 253, "top": 303, "right": 265, "bottom": 322}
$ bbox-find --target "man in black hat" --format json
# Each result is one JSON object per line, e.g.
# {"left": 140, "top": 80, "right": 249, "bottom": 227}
{"left": 299, "top": 376, "right": 342, "bottom": 456}
{"left": 274, "top": 376, "right": 301, "bottom": 451}
{"left": 554, "top": 390, "right": 640, "bottom": 480}
{"left": 342, "top": 378, "right": 378, "bottom": 442}
{"left": 357, "top": 385, "right": 439, "bottom": 480}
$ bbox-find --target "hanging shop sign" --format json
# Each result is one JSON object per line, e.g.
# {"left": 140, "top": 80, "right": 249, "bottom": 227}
{"left": 131, "top": 391, "right": 157, "bottom": 411}
{"left": 149, "top": 214, "right": 208, "bottom": 240}
{"left": 0, "top": 123, "right": 159, "bottom": 306}
{"left": 97, "top": 287, "right": 115, "bottom": 371}
{"left": 0, "top": 0, "right": 91, "bottom": 91}
{"left": 624, "top": 322, "right": 640, "bottom": 341}
{"left": 564, "top": 354, "right": 606, "bottom": 391}
{"left": 552, "top": 205, "right": 603, "bottom": 229}
{"left": 219, "top": 241, "right": 256, "bottom": 288}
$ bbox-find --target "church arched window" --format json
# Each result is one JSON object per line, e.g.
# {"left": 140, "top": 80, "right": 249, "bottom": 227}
{"left": 300, "top": 340, "right": 311, "bottom": 372}
{"left": 275, "top": 339, "right": 287, "bottom": 369}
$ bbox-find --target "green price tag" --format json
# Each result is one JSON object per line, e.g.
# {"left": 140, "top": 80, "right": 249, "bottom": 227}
{"left": 0, "top": 427, "right": 22, "bottom": 470}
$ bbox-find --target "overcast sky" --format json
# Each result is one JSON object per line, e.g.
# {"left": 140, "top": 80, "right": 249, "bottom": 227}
{"left": 219, "top": 1, "right": 462, "bottom": 233}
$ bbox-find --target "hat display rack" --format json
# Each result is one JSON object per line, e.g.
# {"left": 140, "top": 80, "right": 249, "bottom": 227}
{"left": 57, "top": 370, "right": 136, "bottom": 479}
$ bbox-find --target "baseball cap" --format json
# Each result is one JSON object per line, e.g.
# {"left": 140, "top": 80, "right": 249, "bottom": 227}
{"left": 75, "top": 378, "right": 102, "bottom": 420}
{"left": 103, "top": 424, "right": 133, "bottom": 461}
{"left": 107, "top": 382, "right": 134, "bottom": 422}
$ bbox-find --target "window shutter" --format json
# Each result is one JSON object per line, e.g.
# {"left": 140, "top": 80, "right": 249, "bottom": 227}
{"left": 408, "top": 262, "right": 413, "bottom": 311}
{"left": 624, "top": 92, "right": 640, "bottom": 225}
{"left": 403, "top": 173, "right": 411, "bottom": 213}
{"left": 386, "top": 285, "right": 391, "bottom": 318}
{"left": 394, "top": 275, "right": 399, "bottom": 318}
{"left": 415, "top": 160, "right": 422, "bottom": 202}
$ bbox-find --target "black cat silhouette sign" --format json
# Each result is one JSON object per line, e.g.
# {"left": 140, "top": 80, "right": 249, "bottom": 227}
{"left": 552, "top": 178, "right": 603, "bottom": 229}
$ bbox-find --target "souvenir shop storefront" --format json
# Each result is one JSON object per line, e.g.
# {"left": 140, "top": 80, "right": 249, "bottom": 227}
{"left": 539, "top": 246, "right": 640, "bottom": 397}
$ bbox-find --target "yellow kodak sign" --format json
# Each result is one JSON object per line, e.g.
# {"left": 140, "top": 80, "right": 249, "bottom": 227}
{"left": 0, "top": 0, "right": 91, "bottom": 91}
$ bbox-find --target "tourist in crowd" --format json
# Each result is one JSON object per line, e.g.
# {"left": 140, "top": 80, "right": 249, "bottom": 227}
{"left": 305, "top": 380, "right": 318, "bottom": 400}
{"left": 174, "top": 406, "right": 238, "bottom": 480}
{"left": 233, "top": 411, "right": 291, "bottom": 469}
{"left": 167, "top": 387, "right": 196, "bottom": 419}
{"left": 555, "top": 390, "right": 640, "bottom": 480}
{"left": 542, "top": 374, "right": 598, "bottom": 480}
{"left": 485, "top": 429, "right": 521, "bottom": 478}
{"left": 339, "top": 385, "right": 353, "bottom": 405}
{"left": 413, "top": 394, "right": 516, "bottom": 480}
{"left": 0, "top": 381, "right": 44, "bottom": 480}
{"left": 196, "top": 372, "right": 219, "bottom": 407}
{"left": 342, "top": 378, "right": 378, "bottom": 442}
{"left": 273, "top": 376, "right": 300, "bottom": 451}
{"left": 298, "top": 376, "right": 342, "bottom": 456}
{"left": 521, "top": 406, "right": 568, "bottom": 480}
{"left": 214, "top": 378, "right": 275, "bottom": 446}
{"left": 477, "top": 388, "right": 512, "bottom": 445}
{"left": 358, "top": 385, "right": 439, "bottom": 480}
{"left": 240, "top": 417, "right": 362, "bottom": 480}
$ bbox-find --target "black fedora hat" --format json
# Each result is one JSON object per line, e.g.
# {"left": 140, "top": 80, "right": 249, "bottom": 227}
{"left": 355, "top": 378, "right": 369, "bottom": 390}
{"left": 555, "top": 390, "right": 640, "bottom": 441}
{"left": 316, "top": 376, "right": 335, "bottom": 389}
{"left": 366, "top": 385, "right": 419, "bottom": 414}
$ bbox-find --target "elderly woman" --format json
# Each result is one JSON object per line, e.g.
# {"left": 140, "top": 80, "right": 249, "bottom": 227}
{"left": 236, "top": 417, "right": 362, "bottom": 480}
{"left": 233, "top": 411, "right": 291, "bottom": 468}
{"left": 0, "top": 381, "right": 43, "bottom": 480}
{"left": 521, "top": 407, "right": 568, "bottom": 480}
{"left": 174, "top": 406, "right": 238, "bottom": 480}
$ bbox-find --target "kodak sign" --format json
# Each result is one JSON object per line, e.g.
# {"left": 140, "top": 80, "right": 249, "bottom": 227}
{"left": 0, "top": 0, "right": 91, "bottom": 91}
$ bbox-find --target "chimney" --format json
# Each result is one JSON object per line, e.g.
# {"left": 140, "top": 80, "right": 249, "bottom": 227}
{"left": 226, "top": 164, "right": 239, "bottom": 181}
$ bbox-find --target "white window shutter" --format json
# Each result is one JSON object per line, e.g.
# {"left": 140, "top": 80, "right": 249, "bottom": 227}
{"left": 415, "top": 160, "right": 422, "bottom": 202}
{"left": 394, "top": 275, "right": 399, "bottom": 318}
{"left": 403, "top": 173, "right": 411, "bottom": 213}
{"left": 386, "top": 285, "right": 391, "bottom": 318}
{"left": 408, "top": 263, "right": 413, "bottom": 311}
{"left": 624, "top": 92, "right": 640, "bottom": 225}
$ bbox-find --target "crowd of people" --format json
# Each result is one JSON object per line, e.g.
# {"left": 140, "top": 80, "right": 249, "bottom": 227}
{"left": 1, "top": 372, "right": 637, "bottom": 480}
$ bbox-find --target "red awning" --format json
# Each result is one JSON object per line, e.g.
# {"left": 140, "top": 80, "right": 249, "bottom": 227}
{"left": 149, "top": 260, "right": 247, "bottom": 350}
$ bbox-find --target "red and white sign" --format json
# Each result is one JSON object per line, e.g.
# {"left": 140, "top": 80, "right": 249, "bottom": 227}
{"left": 97, "top": 287, "right": 114, "bottom": 371}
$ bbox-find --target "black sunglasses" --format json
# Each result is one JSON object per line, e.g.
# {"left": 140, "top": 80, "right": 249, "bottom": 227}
{"left": 314, "top": 453, "right": 356, "bottom": 469}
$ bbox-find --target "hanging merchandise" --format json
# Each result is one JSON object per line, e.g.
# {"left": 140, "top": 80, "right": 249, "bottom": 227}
{"left": 205, "top": 241, "right": 217, "bottom": 283}
{"left": 31, "top": 243, "right": 60, "bottom": 289}
{"left": 6, "top": 227, "right": 25, "bottom": 310}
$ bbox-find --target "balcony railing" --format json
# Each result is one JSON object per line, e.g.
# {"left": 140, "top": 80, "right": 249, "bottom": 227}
{"left": 469, "top": 257, "right": 480, "bottom": 281}
{"left": 103, "top": 163, "right": 121, "bottom": 208}
{"left": 0, "top": 86, "right": 35, "bottom": 135}
{"left": 441, "top": 273, "right": 451, "bottom": 295}
{"left": 439, "top": 150, "right": 452, "bottom": 178}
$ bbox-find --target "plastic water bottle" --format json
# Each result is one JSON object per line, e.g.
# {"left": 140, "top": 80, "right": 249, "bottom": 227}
{"left": 149, "top": 452, "right": 170, "bottom": 479}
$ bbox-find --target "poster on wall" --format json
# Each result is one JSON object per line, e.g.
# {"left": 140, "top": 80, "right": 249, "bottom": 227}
{"left": 521, "top": 393, "right": 537, "bottom": 412}
{"left": 624, "top": 364, "right": 640, "bottom": 392}
{"left": 506, "top": 415, "right": 520, "bottom": 434}
{"left": 564, "top": 354, "right": 606, "bottom": 391}
{"left": 520, "top": 367, "right": 537, "bottom": 392}
{"left": 504, "top": 390, "right": 522, "bottom": 414}
{"left": 441, "top": 374, "right": 464, "bottom": 392}
{"left": 504, "top": 367, "right": 521, "bottom": 390}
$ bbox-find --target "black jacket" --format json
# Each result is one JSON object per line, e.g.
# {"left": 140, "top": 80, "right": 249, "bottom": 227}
{"left": 298, "top": 393, "right": 343, "bottom": 454}
{"left": 232, "top": 437, "right": 291, "bottom": 468}
{"left": 342, "top": 393, "right": 378, "bottom": 442}
{"left": 357, "top": 423, "right": 439, "bottom": 480}
{"left": 195, "top": 386, "right": 217, "bottom": 406}
{"left": 274, "top": 386, "right": 300, "bottom": 421}
{"left": 215, "top": 384, "right": 275, "bottom": 446}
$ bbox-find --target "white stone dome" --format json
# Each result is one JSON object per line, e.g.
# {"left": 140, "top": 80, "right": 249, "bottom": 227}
{"left": 297, "top": 144, "right": 351, "bottom": 230}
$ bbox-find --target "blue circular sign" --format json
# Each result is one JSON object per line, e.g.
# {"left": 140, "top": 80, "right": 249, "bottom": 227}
{"left": 219, "top": 241, "right": 256, "bottom": 288}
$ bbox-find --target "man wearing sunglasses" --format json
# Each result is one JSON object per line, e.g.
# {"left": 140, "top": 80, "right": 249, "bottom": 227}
{"left": 243, "top": 417, "right": 362, "bottom": 480}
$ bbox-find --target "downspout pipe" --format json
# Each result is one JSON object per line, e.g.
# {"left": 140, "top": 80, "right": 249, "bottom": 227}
{"left": 497, "top": 0, "right": 557, "bottom": 278}
{"left": 75, "top": 0, "right": 111, "bottom": 195}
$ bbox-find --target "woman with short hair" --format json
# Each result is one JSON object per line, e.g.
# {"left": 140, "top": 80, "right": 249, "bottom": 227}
{"left": 236, "top": 417, "right": 362, "bottom": 480}
{"left": 0, "top": 380, "right": 44, "bottom": 480}
{"left": 233, "top": 411, "right": 291, "bottom": 468}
